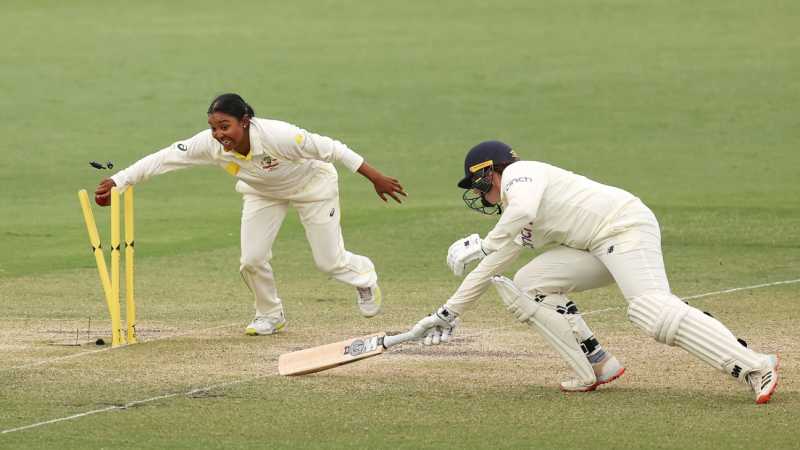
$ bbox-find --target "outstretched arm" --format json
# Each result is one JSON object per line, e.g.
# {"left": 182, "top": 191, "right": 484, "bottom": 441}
{"left": 357, "top": 161, "right": 407, "bottom": 203}
{"left": 407, "top": 242, "right": 522, "bottom": 345}
{"left": 269, "top": 121, "right": 407, "bottom": 203}
{"left": 94, "top": 130, "right": 217, "bottom": 206}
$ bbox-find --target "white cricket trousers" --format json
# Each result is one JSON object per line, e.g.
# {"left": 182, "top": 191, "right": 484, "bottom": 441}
{"left": 239, "top": 193, "right": 377, "bottom": 317}
{"left": 514, "top": 200, "right": 769, "bottom": 379}
{"left": 513, "top": 200, "right": 667, "bottom": 301}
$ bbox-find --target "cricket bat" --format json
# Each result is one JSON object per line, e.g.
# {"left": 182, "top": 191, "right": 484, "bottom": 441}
{"left": 278, "top": 327, "right": 423, "bottom": 376}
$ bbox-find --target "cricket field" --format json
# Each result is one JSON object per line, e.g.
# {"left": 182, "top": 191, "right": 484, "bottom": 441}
{"left": 1, "top": 1, "right": 798, "bottom": 448}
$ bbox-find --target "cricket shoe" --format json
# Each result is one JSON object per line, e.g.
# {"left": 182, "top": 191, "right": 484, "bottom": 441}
{"left": 356, "top": 284, "right": 382, "bottom": 318}
{"left": 245, "top": 313, "right": 286, "bottom": 336}
{"left": 747, "top": 354, "right": 779, "bottom": 404}
{"left": 560, "top": 352, "right": 625, "bottom": 392}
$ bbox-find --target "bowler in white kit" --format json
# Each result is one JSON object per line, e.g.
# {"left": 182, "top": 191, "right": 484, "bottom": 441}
{"left": 410, "top": 140, "right": 779, "bottom": 403}
{"left": 94, "top": 93, "right": 406, "bottom": 335}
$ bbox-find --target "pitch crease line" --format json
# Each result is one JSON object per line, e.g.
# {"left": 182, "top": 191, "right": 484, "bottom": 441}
{"left": 582, "top": 278, "right": 800, "bottom": 316}
{"left": 681, "top": 278, "right": 800, "bottom": 300}
{"left": 0, "top": 374, "right": 275, "bottom": 435}
{"left": 2, "top": 323, "right": 239, "bottom": 372}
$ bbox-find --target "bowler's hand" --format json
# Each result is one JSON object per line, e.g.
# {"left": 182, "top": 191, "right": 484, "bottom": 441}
{"left": 371, "top": 174, "right": 406, "bottom": 203}
{"left": 357, "top": 162, "right": 407, "bottom": 203}
{"left": 94, "top": 178, "right": 116, "bottom": 206}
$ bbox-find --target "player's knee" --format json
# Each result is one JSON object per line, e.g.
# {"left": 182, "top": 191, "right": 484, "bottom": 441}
{"left": 536, "top": 292, "right": 580, "bottom": 314}
{"left": 511, "top": 271, "right": 531, "bottom": 291}
{"left": 627, "top": 293, "right": 689, "bottom": 345}
{"left": 239, "top": 256, "right": 272, "bottom": 274}
{"left": 512, "top": 279, "right": 578, "bottom": 315}
{"left": 511, "top": 271, "right": 552, "bottom": 297}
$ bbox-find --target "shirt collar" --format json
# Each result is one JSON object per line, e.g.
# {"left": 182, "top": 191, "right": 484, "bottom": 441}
{"left": 225, "top": 119, "right": 262, "bottom": 161}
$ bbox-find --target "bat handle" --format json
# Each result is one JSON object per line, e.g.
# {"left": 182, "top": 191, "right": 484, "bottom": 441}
{"left": 382, "top": 323, "right": 428, "bottom": 348}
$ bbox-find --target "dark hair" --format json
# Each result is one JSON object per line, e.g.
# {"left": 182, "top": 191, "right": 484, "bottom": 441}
{"left": 207, "top": 93, "right": 255, "bottom": 119}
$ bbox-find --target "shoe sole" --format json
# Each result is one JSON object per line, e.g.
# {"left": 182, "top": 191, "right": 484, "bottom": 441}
{"left": 756, "top": 355, "right": 780, "bottom": 405}
{"left": 245, "top": 322, "right": 286, "bottom": 336}
{"left": 359, "top": 305, "right": 382, "bottom": 318}
{"left": 561, "top": 367, "right": 626, "bottom": 393}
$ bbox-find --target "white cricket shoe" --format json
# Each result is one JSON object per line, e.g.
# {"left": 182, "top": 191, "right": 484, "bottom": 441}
{"left": 356, "top": 284, "right": 382, "bottom": 317}
{"left": 560, "top": 352, "right": 625, "bottom": 392}
{"left": 747, "top": 354, "right": 779, "bottom": 404}
{"left": 245, "top": 313, "right": 286, "bottom": 336}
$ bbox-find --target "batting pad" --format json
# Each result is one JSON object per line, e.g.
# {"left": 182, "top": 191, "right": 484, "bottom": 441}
{"left": 628, "top": 293, "right": 769, "bottom": 381}
{"left": 492, "top": 276, "right": 596, "bottom": 385}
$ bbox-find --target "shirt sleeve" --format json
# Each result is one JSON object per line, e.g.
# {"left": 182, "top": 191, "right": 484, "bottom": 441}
{"left": 110, "top": 131, "right": 217, "bottom": 190}
{"left": 269, "top": 121, "right": 364, "bottom": 173}
{"left": 444, "top": 243, "right": 523, "bottom": 315}
{"left": 481, "top": 165, "right": 546, "bottom": 254}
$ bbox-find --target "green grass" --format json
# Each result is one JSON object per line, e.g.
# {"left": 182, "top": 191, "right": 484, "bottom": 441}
{"left": 1, "top": 0, "right": 799, "bottom": 448}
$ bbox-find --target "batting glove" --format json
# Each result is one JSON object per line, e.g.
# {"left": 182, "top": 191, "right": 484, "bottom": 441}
{"left": 413, "top": 306, "right": 459, "bottom": 345}
{"left": 446, "top": 233, "right": 487, "bottom": 276}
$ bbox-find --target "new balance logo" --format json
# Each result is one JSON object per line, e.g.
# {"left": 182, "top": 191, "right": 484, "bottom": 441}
{"left": 731, "top": 365, "right": 742, "bottom": 378}
{"left": 761, "top": 372, "right": 773, "bottom": 390}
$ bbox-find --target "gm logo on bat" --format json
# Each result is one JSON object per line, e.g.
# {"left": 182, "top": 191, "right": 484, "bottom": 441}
{"left": 344, "top": 336, "right": 380, "bottom": 356}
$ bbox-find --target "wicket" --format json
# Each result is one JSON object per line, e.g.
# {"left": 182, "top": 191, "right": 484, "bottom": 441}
{"left": 78, "top": 187, "right": 137, "bottom": 347}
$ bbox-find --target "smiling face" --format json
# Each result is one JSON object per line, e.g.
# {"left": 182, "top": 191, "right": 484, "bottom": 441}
{"left": 208, "top": 112, "right": 250, "bottom": 153}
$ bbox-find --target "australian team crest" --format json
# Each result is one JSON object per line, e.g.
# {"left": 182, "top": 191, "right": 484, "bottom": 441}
{"left": 258, "top": 155, "right": 280, "bottom": 171}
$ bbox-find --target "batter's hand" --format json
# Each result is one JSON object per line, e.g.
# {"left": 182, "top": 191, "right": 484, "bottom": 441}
{"left": 412, "top": 306, "right": 459, "bottom": 345}
{"left": 447, "top": 233, "right": 486, "bottom": 276}
{"left": 94, "top": 178, "right": 116, "bottom": 206}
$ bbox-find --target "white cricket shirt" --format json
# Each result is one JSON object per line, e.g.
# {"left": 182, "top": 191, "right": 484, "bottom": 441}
{"left": 110, "top": 118, "right": 364, "bottom": 201}
{"left": 483, "top": 161, "right": 638, "bottom": 253}
{"left": 446, "top": 160, "right": 641, "bottom": 313}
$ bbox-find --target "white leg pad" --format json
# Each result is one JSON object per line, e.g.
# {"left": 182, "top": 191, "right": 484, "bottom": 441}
{"left": 538, "top": 296, "right": 596, "bottom": 345}
{"left": 628, "top": 293, "right": 769, "bottom": 382}
{"left": 492, "top": 276, "right": 596, "bottom": 385}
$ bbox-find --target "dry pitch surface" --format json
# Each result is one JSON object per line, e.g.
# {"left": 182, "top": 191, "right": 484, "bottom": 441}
{"left": 2, "top": 268, "right": 798, "bottom": 448}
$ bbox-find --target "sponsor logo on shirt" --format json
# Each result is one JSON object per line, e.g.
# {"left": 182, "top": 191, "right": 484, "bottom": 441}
{"left": 177, "top": 143, "right": 188, "bottom": 151}
{"left": 504, "top": 176, "right": 533, "bottom": 192}
{"left": 259, "top": 155, "right": 280, "bottom": 171}
{"left": 519, "top": 225, "right": 535, "bottom": 249}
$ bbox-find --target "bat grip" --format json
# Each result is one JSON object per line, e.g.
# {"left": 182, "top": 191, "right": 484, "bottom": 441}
{"left": 382, "top": 323, "right": 427, "bottom": 348}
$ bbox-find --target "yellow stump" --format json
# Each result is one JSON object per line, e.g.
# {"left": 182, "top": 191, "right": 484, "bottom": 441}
{"left": 110, "top": 188, "right": 125, "bottom": 345}
{"left": 124, "top": 187, "right": 137, "bottom": 343}
{"left": 78, "top": 190, "right": 123, "bottom": 347}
